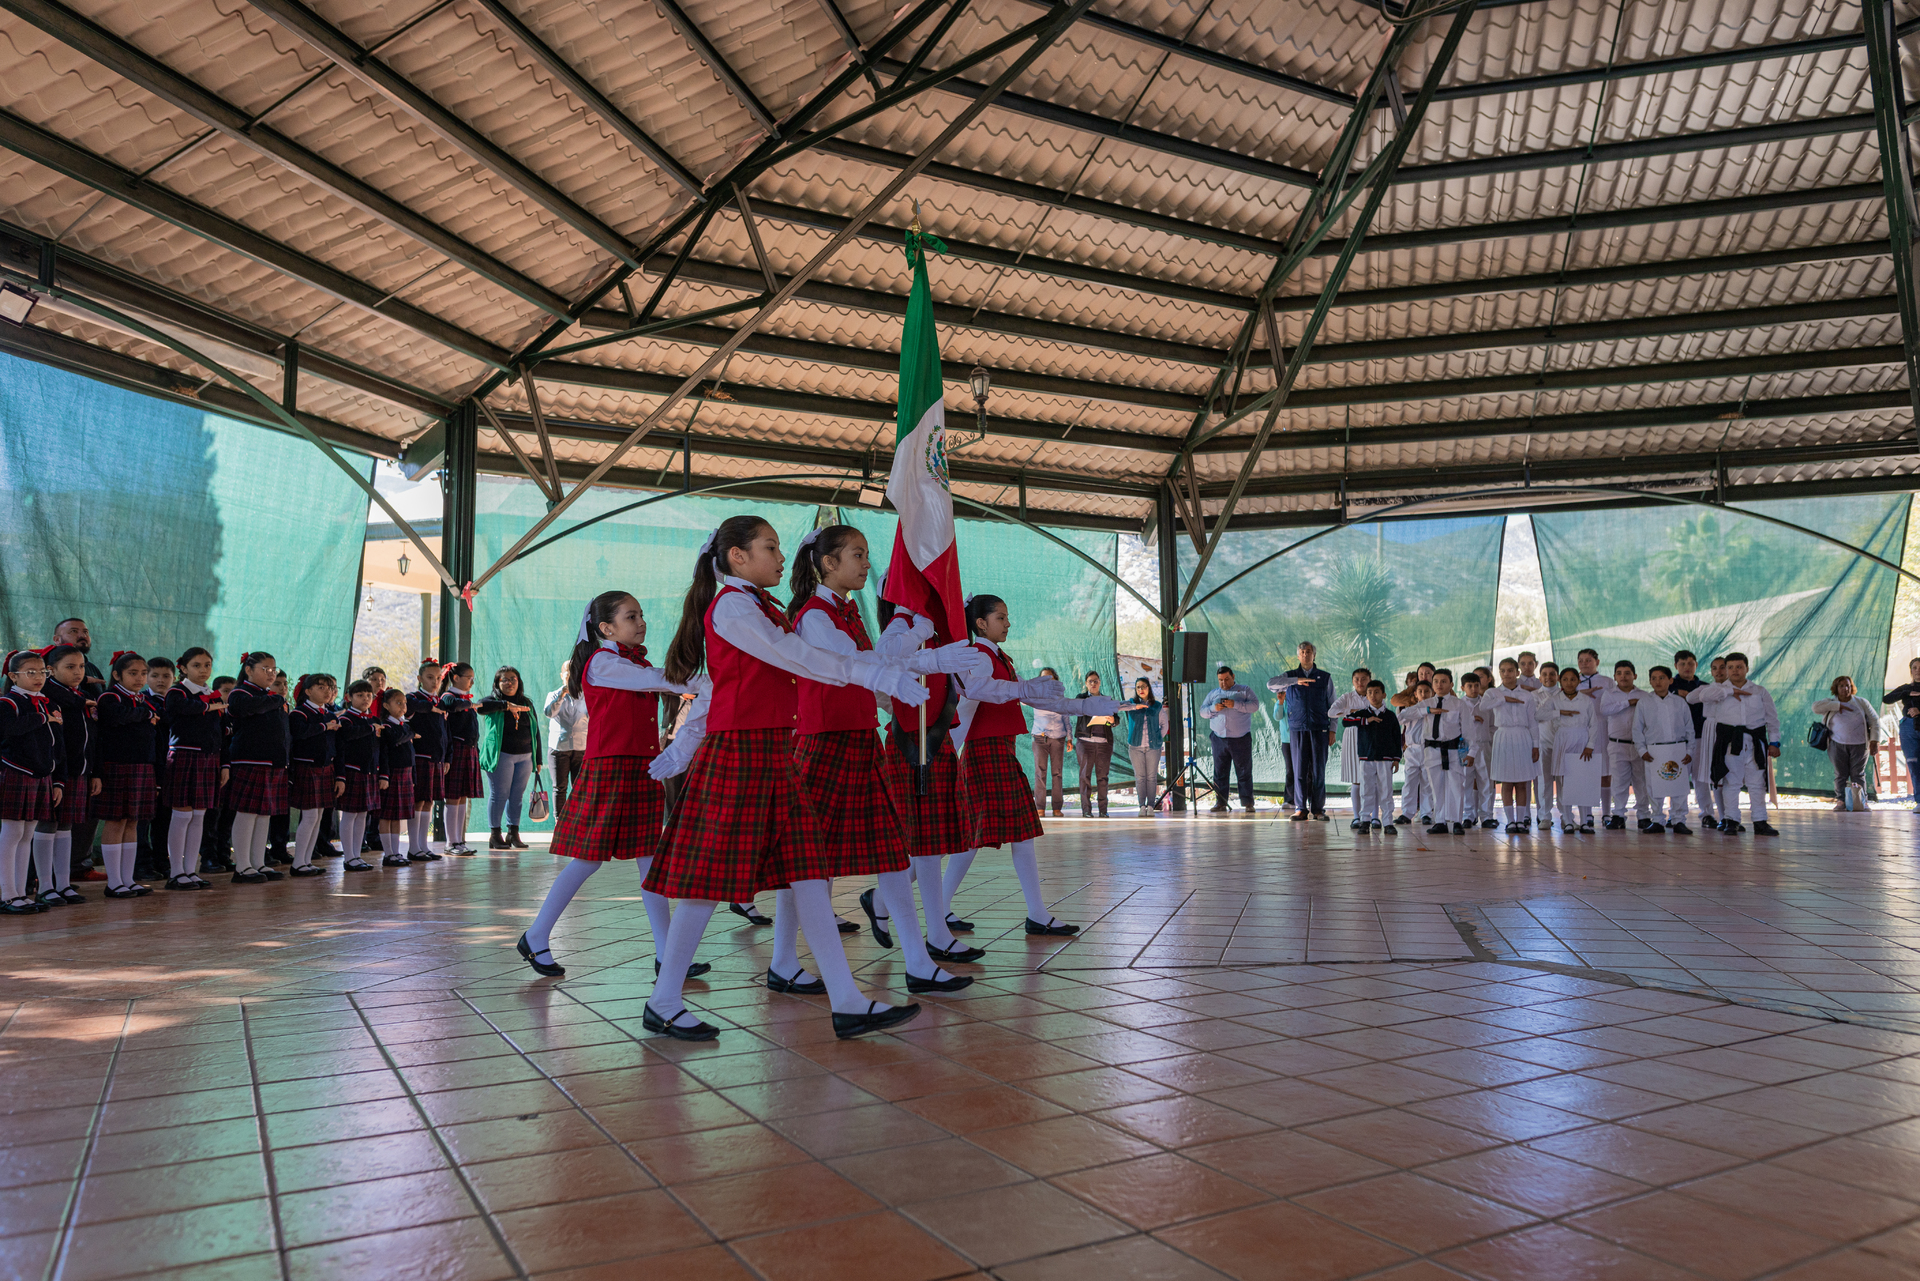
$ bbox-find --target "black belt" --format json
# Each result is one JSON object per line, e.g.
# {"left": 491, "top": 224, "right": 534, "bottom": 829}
{"left": 1608, "top": 736, "right": 1635, "bottom": 743}
{"left": 1710, "top": 723, "right": 1766, "bottom": 786}
{"left": 1423, "top": 736, "right": 1465, "bottom": 769}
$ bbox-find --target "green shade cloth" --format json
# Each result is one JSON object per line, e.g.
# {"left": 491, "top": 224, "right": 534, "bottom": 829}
{"left": 0, "top": 352, "right": 368, "bottom": 675}
{"left": 1532, "top": 496, "right": 1910, "bottom": 792}
{"left": 1179, "top": 517, "right": 1506, "bottom": 790}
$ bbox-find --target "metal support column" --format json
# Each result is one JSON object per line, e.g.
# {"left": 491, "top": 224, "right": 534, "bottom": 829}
{"left": 1865, "top": 0, "right": 1920, "bottom": 441}
{"left": 1156, "top": 488, "right": 1185, "bottom": 811}
{"left": 440, "top": 401, "right": 477, "bottom": 662}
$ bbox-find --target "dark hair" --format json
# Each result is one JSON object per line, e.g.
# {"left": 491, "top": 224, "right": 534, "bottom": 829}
{"left": 1040, "top": 666, "right": 1058, "bottom": 679}
{"left": 177, "top": 646, "right": 211, "bottom": 670}
{"left": 1650, "top": 665, "right": 1673, "bottom": 679}
{"left": 442, "top": 661, "right": 473, "bottom": 687}
{"left": 1710, "top": 654, "right": 1726, "bottom": 666}
{"left": 1674, "top": 649, "right": 1697, "bottom": 663}
{"left": 346, "top": 679, "right": 374, "bottom": 698}
{"left": 1351, "top": 667, "right": 1370, "bottom": 678}
{"left": 665, "top": 515, "right": 774, "bottom": 684}
{"left": 212, "top": 676, "right": 236, "bottom": 692}
{"left": 379, "top": 687, "right": 408, "bottom": 713}
{"left": 1461, "top": 672, "right": 1481, "bottom": 686}
{"left": 1577, "top": 647, "right": 1600, "bottom": 661}
{"left": 4, "top": 649, "right": 44, "bottom": 674}
{"left": 1614, "top": 660, "right": 1636, "bottom": 674}
{"left": 570, "top": 591, "right": 637, "bottom": 697}
{"left": 1217, "top": 665, "right": 1233, "bottom": 677}
{"left": 786, "top": 525, "right": 864, "bottom": 620}
{"left": 1417, "top": 661, "right": 1435, "bottom": 673}
{"left": 417, "top": 658, "right": 441, "bottom": 675}
{"left": 492, "top": 666, "right": 523, "bottom": 697}
{"left": 1517, "top": 650, "right": 1536, "bottom": 660}
{"left": 294, "top": 673, "right": 336, "bottom": 704}
{"left": 53, "top": 617, "right": 85, "bottom": 634}
{"left": 1366, "top": 680, "right": 1385, "bottom": 692}
{"left": 43, "top": 644, "right": 84, "bottom": 674}
{"left": 1415, "top": 679, "right": 1433, "bottom": 693}
{"left": 360, "top": 666, "right": 387, "bottom": 681}
{"left": 237, "top": 650, "right": 275, "bottom": 681}
{"left": 1540, "top": 660, "right": 1559, "bottom": 673}
{"left": 1724, "top": 651, "right": 1749, "bottom": 667}
{"left": 109, "top": 651, "right": 146, "bottom": 684}
{"left": 1433, "top": 667, "right": 1453, "bottom": 680}
{"left": 146, "top": 655, "right": 174, "bottom": 672}
{"left": 964, "top": 594, "right": 1007, "bottom": 638}
{"left": 1498, "top": 657, "right": 1518, "bottom": 670}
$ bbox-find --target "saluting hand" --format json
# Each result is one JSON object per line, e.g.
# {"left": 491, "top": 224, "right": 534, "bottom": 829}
{"left": 46, "top": 708, "right": 62, "bottom": 724}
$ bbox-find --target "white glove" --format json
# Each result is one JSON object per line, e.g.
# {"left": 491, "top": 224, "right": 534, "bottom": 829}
{"left": 648, "top": 751, "right": 690, "bottom": 781}
{"left": 1075, "top": 696, "right": 1126, "bottom": 717}
{"left": 877, "top": 668, "right": 932, "bottom": 707}
{"left": 906, "top": 643, "right": 991, "bottom": 681}
{"left": 906, "top": 612, "right": 936, "bottom": 641}
{"left": 1019, "top": 677, "right": 1065, "bottom": 701}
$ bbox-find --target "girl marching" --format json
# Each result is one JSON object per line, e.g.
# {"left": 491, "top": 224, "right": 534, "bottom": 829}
{"left": 225, "top": 652, "right": 292, "bottom": 883}
{"left": 93, "top": 652, "right": 161, "bottom": 899}
{"left": 335, "top": 680, "right": 382, "bottom": 873}
{"left": 438, "top": 664, "right": 483, "bottom": 855}
{"left": 642, "top": 515, "right": 934, "bottom": 1041}
{"left": 1, "top": 650, "right": 64, "bottom": 914}
{"left": 163, "top": 648, "right": 225, "bottom": 889}
{"left": 288, "top": 674, "right": 344, "bottom": 876}
{"left": 516, "top": 590, "right": 708, "bottom": 981}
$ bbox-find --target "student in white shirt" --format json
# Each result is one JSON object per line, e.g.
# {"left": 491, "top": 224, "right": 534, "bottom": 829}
{"left": 1327, "top": 668, "right": 1372, "bottom": 828}
{"left": 1632, "top": 665, "right": 1695, "bottom": 833}
{"left": 1544, "top": 665, "right": 1603, "bottom": 832}
{"left": 1812, "top": 675, "right": 1880, "bottom": 810}
{"left": 1395, "top": 678, "right": 1433, "bottom": 824}
{"left": 1597, "top": 661, "right": 1650, "bottom": 830}
{"left": 1532, "top": 661, "right": 1561, "bottom": 827}
{"left": 1515, "top": 651, "right": 1544, "bottom": 692}
{"left": 1411, "top": 670, "right": 1470, "bottom": 835}
{"left": 1686, "top": 651, "right": 1780, "bottom": 834}
{"left": 1485, "top": 658, "right": 1541, "bottom": 832}
{"left": 1457, "top": 672, "right": 1494, "bottom": 829}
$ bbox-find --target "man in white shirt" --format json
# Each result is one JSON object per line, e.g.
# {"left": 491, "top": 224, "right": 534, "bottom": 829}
{"left": 1199, "top": 666, "right": 1258, "bottom": 812}
{"left": 1685, "top": 651, "right": 1780, "bottom": 834}
{"left": 1029, "top": 666, "right": 1069, "bottom": 817}
{"left": 1598, "top": 661, "right": 1650, "bottom": 830}
{"left": 1633, "top": 665, "right": 1695, "bottom": 833}
{"left": 1413, "top": 670, "right": 1470, "bottom": 835}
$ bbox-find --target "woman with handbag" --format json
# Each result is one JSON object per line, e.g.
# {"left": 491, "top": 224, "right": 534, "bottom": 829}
{"left": 478, "top": 667, "right": 538, "bottom": 849}
{"left": 1812, "top": 677, "right": 1880, "bottom": 810}
{"left": 1117, "top": 677, "right": 1166, "bottom": 815}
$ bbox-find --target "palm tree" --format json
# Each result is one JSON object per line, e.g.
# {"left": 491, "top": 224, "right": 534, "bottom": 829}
{"left": 1322, "top": 556, "right": 1400, "bottom": 673}
{"left": 1652, "top": 513, "right": 1753, "bottom": 614}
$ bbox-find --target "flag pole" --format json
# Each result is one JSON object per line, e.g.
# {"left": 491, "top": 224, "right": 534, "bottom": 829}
{"left": 909, "top": 199, "right": 931, "bottom": 799}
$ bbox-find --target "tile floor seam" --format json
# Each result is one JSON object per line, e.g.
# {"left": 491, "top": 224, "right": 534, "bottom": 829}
{"left": 40, "top": 998, "right": 133, "bottom": 1281}
{"left": 235, "top": 1000, "right": 292, "bottom": 1281}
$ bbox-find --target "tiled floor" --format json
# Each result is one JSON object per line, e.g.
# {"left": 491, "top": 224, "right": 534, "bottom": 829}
{"left": 5, "top": 810, "right": 1920, "bottom": 1279}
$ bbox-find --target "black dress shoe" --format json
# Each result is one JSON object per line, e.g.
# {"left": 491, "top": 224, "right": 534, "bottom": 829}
{"left": 858, "top": 888, "right": 893, "bottom": 948}
{"left": 57, "top": 887, "right": 85, "bottom": 904}
{"left": 906, "top": 971, "right": 975, "bottom": 994}
{"left": 926, "top": 939, "right": 987, "bottom": 963}
{"left": 1312, "top": 811, "right": 1329, "bottom": 821}
{"left": 1024, "top": 917, "right": 1079, "bottom": 936}
{"left": 765, "top": 967, "right": 827, "bottom": 995}
{"left": 289, "top": 865, "right": 326, "bottom": 877}
{"left": 516, "top": 933, "right": 564, "bottom": 977}
{"left": 945, "top": 915, "right": 974, "bottom": 933}
{"left": 1642, "top": 822, "right": 1665, "bottom": 834}
{"left": 642, "top": 1003, "right": 718, "bottom": 1040}
{"left": 1668, "top": 822, "right": 1693, "bottom": 834}
{"left": 229, "top": 871, "right": 265, "bottom": 885}
{"left": 656, "top": 959, "right": 712, "bottom": 979}
{"left": 836, "top": 917, "right": 860, "bottom": 935}
{"left": 1, "top": 898, "right": 37, "bottom": 915}
{"left": 1451, "top": 822, "right": 1466, "bottom": 835}
{"left": 257, "top": 867, "right": 283, "bottom": 881}
{"left": 1427, "top": 823, "right": 1448, "bottom": 836}
{"left": 408, "top": 851, "right": 442, "bottom": 862}
{"left": 342, "top": 858, "right": 375, "bottom": 871}
{"left": 832, "top": 1002, "right": 920, "bottom": 1040}
{"left": 1700, "top": 816, "right": 1720, "bottom": 830}
{"left": 1480, "top": 819, "right": 1499, "bottom": 830}
{"left": 380, "top": 855, "right": 410, "bottom": 867}
{"left": 1721, "top": 820, "right": 1746, "bottom": 834}
{"left": 728, "top": 902, "right": 773, "bottom": 926}
{"left": 165, "top": 875, "right": 199, "bottom": 891}
{"left": 1753, "top": 820, "right": 1779, "bottom": 835}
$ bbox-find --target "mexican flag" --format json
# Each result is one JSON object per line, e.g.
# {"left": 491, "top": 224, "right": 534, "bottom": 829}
{"left": 883, "top": 229, "right": 966, "bottom": 646}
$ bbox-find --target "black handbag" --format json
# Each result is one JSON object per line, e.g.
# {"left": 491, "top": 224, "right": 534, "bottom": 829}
{"left": 1806, "top": 713, "right": 1833, "bottom": 752}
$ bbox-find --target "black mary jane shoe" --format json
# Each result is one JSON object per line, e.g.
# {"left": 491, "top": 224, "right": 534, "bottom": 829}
{"left": 258, "top": 867, "right": 283, "bottom": 881}
{"left": 131, "top": 883, "right": 153, "bottom": 896}
{"left": 165, "top": 875, "right": 199, "bottom": 891}
{"left": 945, "top": 914, "right": 974, "bottom": 934}
{"left": 104, "top": 885, "right": 142, "bottom": 898}
{"left": 408, "top": 850, "right": 442, "bottom": 862}
{"left": 727, "top": 902, "right": 774, "bottom": 927}
{"left": 836, "top": 917, "right": 860, "bottom": 935}
{"left": 342, "top": 858, "right": 376, "bottom": 872}
{"left": 765, "top": 967, "right": 827, "bottom": 995}
{"left": 57, "top": 887, "right": 85, "bottom": 904}
{"left": 2, "top": 897, "right": 37, "bottom": 915}
{"left": 656, "top": 959, "right": 712, "bottom": 979}
{"left": 926, "top": 939, "right": 987, "bottom": 964}
{"left": 289, "top": 864, "right": 326, "bottom": 877}
{"left": 35, "top": 889, "right": 65, "bottom": 907}
{"left": 1024, "top": 917, "right": 1080, "bottom": 937}
{"left": 906, "top": 970, "right": 975, "bottom": 994}
{"left": 380, "top": 855, "right": 411, "bottom": 868}
{"left": 833, "top": 1001, "right": 921, "bottom": 1040}
{"left": 642, "top": 1003, "right": 719, "bottom": 1040}
{"left": 858, "top": 888, "right": 893, "bottom": 948}
{"left": 516, "top": 933, "right": 565, "bottom": 977}
{"left": 229, "top": 871, "right": 266, "bottom": 885}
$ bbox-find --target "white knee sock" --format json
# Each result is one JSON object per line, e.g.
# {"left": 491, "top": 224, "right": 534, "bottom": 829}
{"left": 168, "top": 811, "right": 194, "bottom": 877}
{"left": 648, "top": 900, "right": 718, "bottom": 1025}
{"left": 1009, "top": 839, "right": 1055, "bottom": 923}
{"left": 381, "top": 826, "right": 405, "bottom": 860}
{"left": 770, "top": 886, "right": 812, "bottom": 982}
{"left": 525, "top": 858, "right": 597, "bottom": 956}
{"left": 232, "top": 814, "right": 267, "bottom": 872}
{"left": 789, "top": 879, "right": 872, "bottom": 1015}
{"left": 184, "top": 811, "right": 208, "bottom": 874}
{"left": 49, "top": 831, "right": 71, "bottom": 891}
{"left": 877, "top": 868, "right": 947, "bottom": 981}
{"left": 941, "top": 849, "right": 977, "bottom": 924}
{"left": 293, "top": 810, "right": 323, "bottom": 867}
{"left": 631, "top": 856, "right": 676, "bottom": 954}
{"left": 110, "top": 842, "right": 136, "bottom": 888}
{"left": 32, "top": 832, "right": 59, "bottom": 891}
{"left": 446, "top": 802, "right": 467, "bottom": 848}
{"left": 0, "top": 820, "right": 31, "bottom": 899}
{"left": 409, "top": 811, "right": 429, "bottom": 855}
{"left": 913, "top": 855, "right": 956, "bottom": 950}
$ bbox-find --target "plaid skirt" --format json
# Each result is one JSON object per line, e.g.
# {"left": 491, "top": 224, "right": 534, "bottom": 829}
{"left": 227, "top": 763, "right": 290, "bottom": 817}
{"left": 445, "top": 742, "right": 483, "bottom": 799}
{"left": 879, "top": 736, "right": 969, "bottom": 857}
{"left": 960, "top": 734, "right": 1045, "bottom": 849}
{"left": 793, "top": 730, "right": 910, "bottom": 876}
{"left": 550, "top": 756, "right": 665, "bottom": 861}
{"left": 291, "top": 763, "right": 335, "bottom": 810}
{"left": 645, "top": 728, "right": 829, "bottom": 900}
{"left": 166, "top": 750, "right": 221, "bottom": 811}
{"left": 93, "top": 762, "right": 155, "bottom": 820}
{"left": 377, "top": 769, "right": 415, "bottom": 821}
{"left": 412, "top": 758, "right": 446, "bottom": 804}
{"left": 335, "top": 768, "right": 379, "bottom": 813}
{"left": 53, "top": 772, "right": 90, "bottom": 826}
{"left": 0, "top": 772, "right": 55, "bottom": 822}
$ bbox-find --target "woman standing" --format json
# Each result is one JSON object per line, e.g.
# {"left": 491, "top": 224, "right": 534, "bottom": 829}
{"left": 1072, "top": 672, "right": 1116, "bottom": 818}
{"left": 1814, "top": 676, "right": 1880, "bottom": 809}
{"left": 1030, "top": 669, "right": 1067, "bottom": 818}
{"left": 480, "top": 667, "right": 536, "bottom": 849}
{"left": 1882, "top": 658, "right": 1920, "bottom": 809}
{"left": 543, "top": 664, "right": 588, "bottom": 819}
{"left": 1118, "top": 677, "right": 1166, "bottom": 815}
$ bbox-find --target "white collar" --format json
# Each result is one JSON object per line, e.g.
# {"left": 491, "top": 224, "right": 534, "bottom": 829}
{"left": 814, "top": 584, "right": 849, "bottom": 605}
{"left": 973, "top": 636, "right": 1001, "bottom": 654}
{"left": 114, "top": 683, "right": 142, "bottom": 698}
{"left": 10, "top": 685, "right": 43, "bottom": 698}
{"left": 720, "top": 574, "right": 762, "bottom": 592}
{"left": 181, "top": 678, "right": 208, "bottom": 694}
{"left": 303, "top": 699, "right": 329, "bottom": 712}
{"left": 598, "top": 638, "right": 618, "bottom": 651}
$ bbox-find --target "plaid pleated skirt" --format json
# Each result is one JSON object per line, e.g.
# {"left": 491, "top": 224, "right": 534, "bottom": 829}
{"left": 335, "top": 768, "right": 379, "bottom": 813}
{"left": 377, "top": 769, "right": 415, "bottom": 821}
{"left": 645, "top": 728, "right": 828, "bottom": 900}
{"left": 290, "top": 763, "right": 335, "bottom": 810}
{"left": 52, "top": 772, "right": 90, "bottom": 826}
{"left": 227, "top": 763, "right": 290, "bottom": 817}
{"left": 879, "top": 736, "right": 968, "bottom": 858}
{"left": 445, "top": 742, "right": 483, "bottom": 799}
{"left": 166, "top": 750, "right": 221, "bottom": 811}
{"left": 92, "top": 762, "right": 155, "bottom": 820}
{"left": 550, "top": 756, "right": 665, "bottom": 861}
{"left": 411, "top": 758, "right": 445, "bottom": 804}
{"left": 793, "top": 730, "right": 910, "bottom": 877}
{"left": 959, "top": 734, "right": 1045, "bottom": 849}
{"left": 0, "top": 772, "right": 55, "bottom": 822}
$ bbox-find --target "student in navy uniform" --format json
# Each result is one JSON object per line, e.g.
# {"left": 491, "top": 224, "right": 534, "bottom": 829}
{"left": 374, "top": 688, "right": 418, "bottom": 867}
{"left": 134, "top": 656, "right": 175, "bottom": 881}
{"left": 165, "top": 650, "right": 225, "bottom": 888}
{"left": 199, "top": 674, "right": 240, "bottom": 872}
{"left": 438, "top": 663, "right": 483, "bottom": 855}
{"left": 1343, "top": 680, "right": 1401, "bottom": 831}
{"left": 334, "top": 680, "right": 382, "bottom": 873}
{"left": 288, "top": 674, "right": 344, "bottom": 877}
{"left": 1, "top": 650, "right": 64, "bottom": 914}
{"left": 37, "top": 645, "right": 97, "bottom": 901}
{"left": 407, "top": 662, "right": 448, "bottom": 861}
{"left": 225, "top": 653, "right": 292, "bottom": 883}
{"left": 91, "top": 652, "right": 161, "bottom": 901}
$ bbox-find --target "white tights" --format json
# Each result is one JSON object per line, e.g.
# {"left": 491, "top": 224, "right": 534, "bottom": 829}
{"left": 32, "top": 828, "right": 73, "bottom": 892}
{"left": 293, "top": 809, "right": 325, "bottom": 867}
{"left": 444, "top": 802, "right": 469, "bottom": 850}
{"left": 168, "top": 809, "right": 208, "bottom": 878}
{"left": 524, "top": 856, "right": 677, "bottom": 962}
{"left": 938, "top": 840, "right": 1062, "bottom": 929}
{"left": 230, "top": 813, "right": 269, "bottom": 873}
{"left": 1, "top": 819, "right": 34, "bottom": 900}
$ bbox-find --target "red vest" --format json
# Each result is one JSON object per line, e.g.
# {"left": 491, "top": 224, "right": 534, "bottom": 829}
{"left": 581, "top": 646, "right": 662, "bottom": 760}
{"left": 705, "top": 585, "right": 800, "bottom": 733}
{"left": 967, "top": 642, "right": 1029, "bottom": 740}
{"left": 794, "top": 594, "right": 879, "bottom": 735}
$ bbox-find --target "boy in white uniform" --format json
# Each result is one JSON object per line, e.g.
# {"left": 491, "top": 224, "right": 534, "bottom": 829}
{"left": 1667, "top": 650, "right": 1715, "bottom": 830}
{"left": 1412, "top": 670, "right": 1470, "bottom": 836}
{"left": 1686, "top": 651, "right": 1780, "bottom": 835}
{"left": 1396, "top": 679, "right": 1433, "bottom": 824}
{"left": 1458, "top": 672, "right": 1497, "bottom": 829}
{"left": 1572, "top": 648, "right": 1611, "bottom": 813}
{"left": 1598, "top": 661, "right": 1651, "bottom": 830}
{"left": 1327, "top": 668, "right": 1373, "bottom": 828}
{"left": 1532, "top": 661, "right": 1561, "bottom": 828}
{"left": 1633, "top": 665, "right": 1694, "bottom": 833}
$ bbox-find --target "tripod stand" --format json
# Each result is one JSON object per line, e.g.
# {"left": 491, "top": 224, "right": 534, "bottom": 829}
{"left": 1157, "top": 681, "right": 1216, "bottom": 810}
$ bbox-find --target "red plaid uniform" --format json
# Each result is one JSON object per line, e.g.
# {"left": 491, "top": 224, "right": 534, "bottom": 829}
{"left": 92, "top": 762, "right": 155, "bottom": 820}
{"left": 792, "top": 729, "right": 910, "bottom": 876}
{"left": 959, "top": 734, "right": 1045, "bottom": 848}
{"left": 377, "top": 768, "right": 415, "bottom": 821}
{"left": 290, "top": 763, "right": 336, "bottom": 810}
{"left": 410, "top": 758, "right": 445, "bottom": 804}
{"left": 0, "top": 773, "right": 55, "bottom": 822}
{"left": 550, "top": 756, "right": 665, "bottom": 861}
{"left": 879, "top": 737, "right": 968, "bottom": 857}
{"left": 226, "top": 764, "right": 289, "bottom": 817}
{"left": 52, "top": 774, "right": 89, "bottom": 826}
{"left": 166, "top": 750, "right": 220, "bottom": 811}
{"left": 445, "top": 742, "right": 483, "bottom": 798}
{"left": 335, "top": 769, "right": 379, "bottom": 813}
{"left": 645, "top": 728, "right": 830, "bottom": 900}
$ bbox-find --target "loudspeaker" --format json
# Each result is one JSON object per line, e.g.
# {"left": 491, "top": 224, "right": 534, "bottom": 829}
{"left": 1176, "top": 631, "right": 1210, "bottom": 683}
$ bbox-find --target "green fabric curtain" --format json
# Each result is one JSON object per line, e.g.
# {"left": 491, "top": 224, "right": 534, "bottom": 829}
{"left": 0, "top": 352, "right": 368, "bottom": 675}
{"left": 1178, "top": 517, "right": 1506, "bottom": 790}
{"left": 1532, "top": 495, "right": 1910, "bottom": 791}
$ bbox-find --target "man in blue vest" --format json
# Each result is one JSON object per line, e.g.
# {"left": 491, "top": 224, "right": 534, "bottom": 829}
{"left": 1268, "top": 641, "right": 1334, "bottom": 821}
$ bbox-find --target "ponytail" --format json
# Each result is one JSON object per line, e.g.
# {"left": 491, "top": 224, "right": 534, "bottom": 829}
{"left": 570, "top": 591, "right": 636, "bottom": 697}
{"left": 237, "top": 650, "right": 274, "bottom": 682}
{"left": 665, "top": 515, "right": 772, "bottom": 685}
{"left": 963, "top": 594, "right": 1006, "bottom": 638}
{"left": 785, "top": 524, "right": 863, "bottom": 620}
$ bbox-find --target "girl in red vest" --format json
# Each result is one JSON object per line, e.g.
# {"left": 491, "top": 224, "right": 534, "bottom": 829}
{"left": 644, "top": 515, "right": 934, "bottom": 1041}
{"left": 516, "top": 590, "right": 708, "bottom": 979}
{"left": 785, "top": 525, "right": 984, "bottom": 995}
{"left": 952, "top": 594, "right": 1122, "bottom": 936}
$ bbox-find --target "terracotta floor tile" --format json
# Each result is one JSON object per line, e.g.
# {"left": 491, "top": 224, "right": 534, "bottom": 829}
{"left": 438, "top": 1110, "right": 612, "bottom": 1165}
{"left": 1122, "top": 1053, "right": 1275, "bottom": 1094}
{"left": 1620, "top": 1102, "right": 1833, "bottom": 1159}
{"left": 1568, "top": 1190, "right": 1831, "bottom": 1280}
{"left": 642, "top": 1122, "right": 813, "bottom": 1185}
{"left": 464, "top": 1143, "right": 656, "bottom": 1213}
{"left": 589, "top": 1090, "right": 754, "bottom": 1143}
{"left": 1156, "top": 1200, "right": 1412, "bottom": 1281}
{"left": 674, "top": 1163, "right": 879, "bottom": 1237}
{"left": 1774, "top": 1134, "right": 1920, "bottom": 1199}
{"left": 535, "top": 1242, "right": 756, "bottom": 1281}
{"left": 718, "top": 1073, "right": 889, "bottom": 1120}
{"left": 0, "top": 1232, "right": 54, "bottom": 1278}
{"left": 1199, "top": 1077, "right": 1379, "bottom": 1127}
{"left": 1435, "top": 1222, "right": 1698, "bottom": 1281}
{"left": 1295, "top": 1171, "right": 1541, "bottom": 1252}
{"left": 1675, "top": 1162, "right": 1920, "bottom": 1241}
{"left": 1482, "top": 1037, "right": 1633, "bottom": 1072}
{"left": 1019, "top": 1066, "right": 1181, "bottom": 1112}
{"left": 89, "top": 1118, "right": 261, "bottom": 1175}
{"left": 59, "top": 1196, "right": 276, "bottom": 1281}
{"left": 284, "top": 1216, "right": 515, "bottom": 1281}
{"left": 495, "top": 1187, "right": 711, "bottom": 1271}
{"left": 963, "top": 1115, "right": 1161, "bottom": 1177}
{"left": 730, "top": 1209, "right": 974, "bottom": 1281}
{"left": 1532, "top": 1123, "right": 1744, "bottom": 1184}
{"left": 1304, "top": 1061, "right": 1475, "bottom": 1106}
{"left": 904, "top": 1180, "right": 1129, "bottom": 1267}
{"left": 1495, "top": 1075, "right": 1683, "bottom": 1122}
{"left": 1422, "top": 1144, "right": 1648, "bottom": 1216}
{"left": 833, "top": 1058, "right": 993, "bottom": 1102}
{"left": 1185, "top": 1129, "right": 1393, "bottom": 1196}
{"left": 1768, "top": 1246, "right": 1920, "bottom": 1280}
{"left": 1405, "top": 1091, "right": 1593, "bottom": 1142}
{"left": 260, "top": 1095, "right": 424, "bottom": 1149}
{"left": 73, "top": 1153, "right": 269, "bottom": 1225}
{"left": 269, "top": 1129, "right": 449, "bottom": 1193}
{"left": 770, "top": 1102, "right": 951, "bottom": 1158}
{"left": 276, "top": 1167, "right": 477, "bottom": 1249}
{"left": 1299, "top": 1108, "right": 1503, "bottom": 1167}
{"left": 826, "top": 1136, "right": 1029, "bottom": 1204}
{"left": 1050, "top": 1152, "right": 1268, "bottom": 1228}
{"left": 1093, "top": 1096, "right": 1272, "bottom": 1148}
{"left": 895, "top": 1086, "right": 1072, "bottom": 1134}
{"left": 942, "top": 1043, "right": 1104, "bottom": 1082}
{"left": 95, "top": 1086, "right": 258, "bottom": 1135}
{"left": 991, "top": 1233, "right": 1234, "bottom": 1281}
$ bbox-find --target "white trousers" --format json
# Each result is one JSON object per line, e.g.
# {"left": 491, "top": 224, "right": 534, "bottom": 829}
{"left": 1606, "top": 741, "right": 1650, "bottom": 819}
{"left": 1692, "top": 738, "right": 1718, "bottom": 818}
{"left": 1717, "top": 750, "right": 1770, "bottom": 822}
{"left": 1535, "top": 745, "right": 1556, "bottom": 817}
{"left": 1359, "top": 761, "right": 1395, "bottom": 824}
{"left": 1422, "top": 756, "right": 1464, "bottom": 823}
{"left": 1401, "top": 750, "right": 1428, "bottom": 817}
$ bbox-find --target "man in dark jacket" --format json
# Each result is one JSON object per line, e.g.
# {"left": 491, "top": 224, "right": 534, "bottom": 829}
{"left": 1267, "top": 641, "right": 1334, "bottom": 820}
